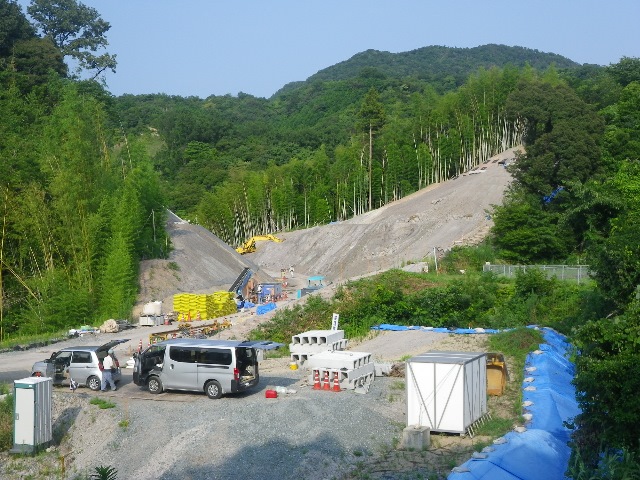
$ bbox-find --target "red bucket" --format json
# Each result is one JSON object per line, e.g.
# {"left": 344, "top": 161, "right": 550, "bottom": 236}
{"left": 265, "top": 389, "right": 278, "bottom": 399}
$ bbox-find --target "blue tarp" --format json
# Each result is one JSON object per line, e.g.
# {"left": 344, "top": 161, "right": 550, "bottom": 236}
{"left": 238, "top": 301, "right": 255, "bottom": 310}
{"left": 256, "top": 302, "right": 277, "bottom": 315}
{"left": 372, "top": 323, "right": 502, "bottom": 334}
{"left": 448, "top": 327, "right": 579, "bottom": 480}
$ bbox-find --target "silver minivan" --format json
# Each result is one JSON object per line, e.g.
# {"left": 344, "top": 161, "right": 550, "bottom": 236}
{"left": 31, "top": 339, "right": 127, "bottom": 391}
{"left": 133, "top": 339, "right": 271, "bottom": 399}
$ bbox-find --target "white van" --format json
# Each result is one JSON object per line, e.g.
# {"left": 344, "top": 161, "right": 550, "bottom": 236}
{"left": 133, "top": 339, "right": 277, "bottom": 399}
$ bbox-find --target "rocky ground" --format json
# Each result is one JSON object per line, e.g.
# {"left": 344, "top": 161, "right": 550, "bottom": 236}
{"left": 1, "top": 331, "right": 518, "bottom": 480}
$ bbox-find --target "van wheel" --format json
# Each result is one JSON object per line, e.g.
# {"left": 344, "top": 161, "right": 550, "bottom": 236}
{"left": 205, "top": 380, "right": 222, "bottom": 399}
{"left": 148, "top": 376, "right": 163, "bottom": 394}
{"left": 87, "top": 376, "right": 101, "bottom": 391}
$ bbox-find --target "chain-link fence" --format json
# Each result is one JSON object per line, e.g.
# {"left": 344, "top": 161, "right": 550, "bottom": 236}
{"left": 482, "top": 263, "right": 591, "bottom": 284}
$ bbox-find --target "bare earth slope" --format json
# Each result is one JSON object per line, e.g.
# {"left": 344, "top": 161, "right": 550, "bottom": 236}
{"left": 137, "top": 146, "right": 519, "bottom": 310}
{"left": 135, "top": 213, "right": 276, "bottom": 315}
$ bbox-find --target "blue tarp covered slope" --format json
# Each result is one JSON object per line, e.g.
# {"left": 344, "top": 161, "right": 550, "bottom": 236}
{"left": 448, "top": 327, "right": 579, "bottom": 480}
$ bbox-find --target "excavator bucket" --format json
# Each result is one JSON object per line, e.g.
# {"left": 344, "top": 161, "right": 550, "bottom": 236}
{"left": 486, "top": 352, "right": 508, "bottom": 396}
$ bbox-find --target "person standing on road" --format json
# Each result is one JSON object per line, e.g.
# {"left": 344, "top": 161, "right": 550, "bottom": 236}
{"left": 289, "top": 265, "right": 294, "bottom": 278}
{"left": 101, "top": 349, "right": 117, "bottom": 392}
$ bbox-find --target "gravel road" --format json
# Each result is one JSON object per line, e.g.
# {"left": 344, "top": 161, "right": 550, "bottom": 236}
{"left": 1, "top": 327, "right": 492, "bottom": 480}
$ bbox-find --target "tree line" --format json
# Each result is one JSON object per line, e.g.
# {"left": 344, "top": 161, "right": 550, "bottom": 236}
{"left": 0, "top": 0, "right": 165, "bottom": 338}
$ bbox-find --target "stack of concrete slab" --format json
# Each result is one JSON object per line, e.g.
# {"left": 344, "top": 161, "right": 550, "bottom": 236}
{"left": 307, "top": 350, "right": 375, "bottom": 394}
{"left": 290, "top": 329, "right": 348, "bottom": 366}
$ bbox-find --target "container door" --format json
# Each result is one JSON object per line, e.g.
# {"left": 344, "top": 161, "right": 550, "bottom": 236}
{"left": 434, "top": 362, "right": 464, "bottom": 432}
{"left": 14, "top": 387, "right": 35, "bottom": 447}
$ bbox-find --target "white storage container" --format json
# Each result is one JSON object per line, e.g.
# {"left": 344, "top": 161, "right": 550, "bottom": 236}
{"left": 406, "top": 351, "right": 487, "bottom": 434}
{"left": 143, "top": 301, "right": 162, "bottom": 316}
{"left": 11, "top": 377, "right": 52, "bottom": 454}
{"left": 139, "top": 314, "right": 164, "bottom": 326}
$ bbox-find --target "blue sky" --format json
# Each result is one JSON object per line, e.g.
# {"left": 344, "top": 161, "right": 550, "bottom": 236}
{"left": 19, "top": 0, "right": 640, "bottom": 99}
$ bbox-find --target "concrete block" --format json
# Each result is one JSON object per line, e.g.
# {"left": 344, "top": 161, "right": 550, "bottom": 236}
{"left": 307, "top": 362, "right": 375, "bottom": 390}
{"left": 291, "top": 330, "right": 344, "bottom": 345}
{"left": 374, "top": 362, "right": 393, "bottom": 376}
{"left": 401, "top": 425, "right": 430, "bottom": 450}
{"left": 307, "top": 350, "right": 372, "bottom": 371}
{"left": 289, "top": 339, "right": 348, "bottom": 354}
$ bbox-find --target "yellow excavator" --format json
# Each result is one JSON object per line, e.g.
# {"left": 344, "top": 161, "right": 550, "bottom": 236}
{"left": 235, "top": 234, "right": 284, "bottom": 254}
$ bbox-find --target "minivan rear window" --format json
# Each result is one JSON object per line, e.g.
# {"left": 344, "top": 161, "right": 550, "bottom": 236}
{"left": 169, "top": 346, "right": 232, "bottom": 366}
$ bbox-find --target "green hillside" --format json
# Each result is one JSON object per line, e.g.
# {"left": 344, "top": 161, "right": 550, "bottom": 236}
{"left": 278, "top": 44, "right": 580, "bottom": 94}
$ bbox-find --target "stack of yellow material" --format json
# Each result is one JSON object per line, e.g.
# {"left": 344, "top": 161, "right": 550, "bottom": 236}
{"left": 206, "top": 291, "right": 237, "bottom": 317}
{"left": 173, "top": 292, "right": 237, "bottom": 320}
{"left": 173, "top": 293, "right": 206, "bottom": 320}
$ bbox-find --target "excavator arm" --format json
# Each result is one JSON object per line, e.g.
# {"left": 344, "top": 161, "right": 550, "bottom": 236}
{"left": 235, "top": 234, "right": 283, "bottom": 254}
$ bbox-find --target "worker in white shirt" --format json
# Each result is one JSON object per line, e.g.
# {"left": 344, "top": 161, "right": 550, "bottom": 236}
{"left": 101, "top": 349, "right": 117, "bottom": 392}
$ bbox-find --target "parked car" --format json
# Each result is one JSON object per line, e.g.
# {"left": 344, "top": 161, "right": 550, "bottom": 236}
{"left": 133, "top": 339, "right": 281, "bottom": 399}
{"left": 31, "top": 340, "right": 127, "bottom": 391}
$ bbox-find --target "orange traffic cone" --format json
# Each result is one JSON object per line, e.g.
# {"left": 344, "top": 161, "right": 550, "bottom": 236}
{"left": 137, "top": 339, "right": 142, "bottom": 353}
{"left": 312, "top": 369, "right": 321, "bottom": 390}
{"left": 332, "top": 371, "right": 341, "bottom": 392}
{"left": 322, "top": 370, "right": 331, "bottom": 391}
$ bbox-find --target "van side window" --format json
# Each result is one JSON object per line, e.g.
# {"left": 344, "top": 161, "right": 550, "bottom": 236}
{"left": 199, "top": 348, "right": 232, "bottom": 365}
{"left": 72, "top": 351, "right": 92, "bottom": 364}
{"left": 170, "top": 347, "right": 198, "bottom": 364}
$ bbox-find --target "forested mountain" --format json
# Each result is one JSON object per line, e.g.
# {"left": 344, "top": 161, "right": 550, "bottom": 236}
{"left": 277, "top": 44, "right": 579, "bottom": 95}
{"left": 110, "top": 45, "right": 591, "bottom": 249}
{"left": 2, "top": 1, "right": 640, "bottom": 471}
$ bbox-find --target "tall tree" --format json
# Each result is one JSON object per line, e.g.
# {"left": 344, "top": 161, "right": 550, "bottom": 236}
{"left": 27, "top": 0, "right": 116, "bottom": 78}
{"left": 357, "top": 87, "right": 385, "bottom": 210}
{"left": 506, "top": 79, "right": 605, "bottom": 196}
{"left": 0, "top": 0, "right": 36, "bottom": 57}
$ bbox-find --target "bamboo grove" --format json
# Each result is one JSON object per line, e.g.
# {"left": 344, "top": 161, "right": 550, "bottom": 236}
{"left": 0, "top": 80, "right": 167, "bottom": 339}
{"left": 195, "top": 67, "right": 527, "bottom": 248}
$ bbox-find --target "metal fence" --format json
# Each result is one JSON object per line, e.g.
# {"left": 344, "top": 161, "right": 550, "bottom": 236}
{"left": 482, "top": 263, "right": 591, "bottom": 284}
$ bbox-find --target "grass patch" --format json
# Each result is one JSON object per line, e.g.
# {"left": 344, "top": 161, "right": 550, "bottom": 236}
{"left": 473, "top": 416, "right": 515, "bottom": 437}
{"left": 0, "top": 330, "right": 70, "bottom": 351}
{"left": 390, "top": 380, "right": 405, "bottom": 390}
{"left": 89, "top": 397, "right": 116, "bottom": 409}
{"left": 0, "top": 386, "right": 13, "bottom": 451}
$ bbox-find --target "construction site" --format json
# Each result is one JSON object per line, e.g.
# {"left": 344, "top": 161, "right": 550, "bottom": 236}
{"left": 0, "top": 146, "right": 576, "bottom": 480}
{"left": 135, "top": 147, "right": 522, "bottom": 319}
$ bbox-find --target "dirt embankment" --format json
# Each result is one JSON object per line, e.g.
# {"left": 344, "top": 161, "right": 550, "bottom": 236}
{"left": 136, "top": 146, "right": 520, "bottom": 315}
